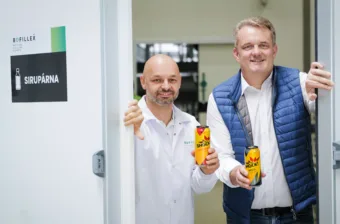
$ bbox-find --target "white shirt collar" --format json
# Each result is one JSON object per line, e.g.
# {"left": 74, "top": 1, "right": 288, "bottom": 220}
{"left": 241, "top": 71, "right": 273, "bottom": 95}
{"left": 138, "top": 95, "right": 191, "bottom": 124}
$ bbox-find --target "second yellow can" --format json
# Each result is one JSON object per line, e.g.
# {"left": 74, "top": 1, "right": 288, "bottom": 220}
{"left": 244, "top": 146, "right": 262, "bottom": 186}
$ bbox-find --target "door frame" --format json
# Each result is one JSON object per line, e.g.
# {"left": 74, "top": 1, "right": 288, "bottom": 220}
{"left": 101, "top": 0, "right": 135, "bottom": 223}
{"left": 316, "top": 0, "right": 338, "bottom": 223}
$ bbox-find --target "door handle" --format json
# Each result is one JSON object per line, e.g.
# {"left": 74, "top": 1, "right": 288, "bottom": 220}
{"left": 92, "top": 150, "right": 105, "bottom": 177}
{"left": 333, "top": 141, "right": 340, "bottom": 169}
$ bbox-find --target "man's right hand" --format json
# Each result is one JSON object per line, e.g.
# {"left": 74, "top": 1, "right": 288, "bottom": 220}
{"left": 124, "top": 100, "right": 144, "bottom": 140}
{"left": 230, "top": 165, "right": 266, "bottom": 190}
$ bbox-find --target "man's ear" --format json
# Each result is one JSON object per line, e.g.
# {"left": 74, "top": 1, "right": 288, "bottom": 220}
{"left": 140, "top": 75, "right": 146, "bottom": 90}
{"left": 273, "top": 44, "right": 278, "bottom": 58}
{"left": 233, "top": 47, "right": 240, "bottom": 62}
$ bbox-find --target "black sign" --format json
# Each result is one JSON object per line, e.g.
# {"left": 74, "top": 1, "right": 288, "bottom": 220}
{"left": 11, "top": 52, "right": 67, "bottom": 102}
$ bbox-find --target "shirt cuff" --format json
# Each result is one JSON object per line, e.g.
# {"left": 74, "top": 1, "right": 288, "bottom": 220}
{"left": 307, "top": 100, "right": 316, "bottom": 113}
{"left": 216, "top": 158, "right": 241, "bottom": 188}
{"left": 195, "top": 166, "right": 218, "bottom": 181}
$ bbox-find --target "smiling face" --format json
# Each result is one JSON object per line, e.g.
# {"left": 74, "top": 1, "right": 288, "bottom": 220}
{"left": 140, "top": 55, "right": 181, "bottom": 106}
{"left": 233, "top": 25, "right": 278, "bottom": 77}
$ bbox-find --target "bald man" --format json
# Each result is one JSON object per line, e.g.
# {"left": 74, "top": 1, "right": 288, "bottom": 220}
{"left": 127, "top": 54, "right": 219, "bottom": 224}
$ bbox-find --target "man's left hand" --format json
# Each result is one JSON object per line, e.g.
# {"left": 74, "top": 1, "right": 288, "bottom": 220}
{"left": 306, "top": 62, "right": 334, "bottom": 101}
{"left": 192, "top": 148, "right": 220, "bottom": 175}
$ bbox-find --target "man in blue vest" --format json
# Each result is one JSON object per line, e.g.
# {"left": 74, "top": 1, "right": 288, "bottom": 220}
{"left": 207, "top": 16, "right": 334, "bottom": 223}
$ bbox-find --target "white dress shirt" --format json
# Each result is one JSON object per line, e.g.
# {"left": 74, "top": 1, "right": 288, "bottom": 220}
{"left": 135, "top": 96, "right": 218, "bottom": 224}
{"left": 207, "top": 72, "right": 314, "bottom": 209}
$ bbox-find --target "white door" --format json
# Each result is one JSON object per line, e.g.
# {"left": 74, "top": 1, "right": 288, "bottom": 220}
{"left": 0, "top": 0, "right": 135, "bottom": 223}
{"left": 316, "top": 0, "right": 340, "bottom": 223}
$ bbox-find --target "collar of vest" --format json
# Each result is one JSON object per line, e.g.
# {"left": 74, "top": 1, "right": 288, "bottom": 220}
{"left": 229, "top": 66, "right": 278, "bottom": 107}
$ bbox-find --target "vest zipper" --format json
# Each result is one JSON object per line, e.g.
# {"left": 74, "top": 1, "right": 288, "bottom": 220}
{"left": 233, "top": 104, "right": 255, "bottom": 216}
{"left": 291, "top": 207, "right": 297, "bottom": 220}
{"left": 234, "top": 104, "right": 253, "bottom": 147}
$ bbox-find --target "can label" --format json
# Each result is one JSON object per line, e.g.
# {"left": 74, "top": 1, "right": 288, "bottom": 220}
{"left": 195, "top": 126, "right": 210, "bottom": 166}
{"left": 244, "top": 146, "right": 261, "bottom": 186}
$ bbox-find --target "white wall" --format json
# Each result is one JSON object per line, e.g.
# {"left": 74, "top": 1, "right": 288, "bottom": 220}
{"left": 133, "top": 0, "right": 258, "bottom": 43}
{"left": 198, "top": 44, "right": 238, "bottom": 125}
{"left": 0, "top": 0, "right": 104, "bottom": 223}
{"left": 133, "top": 0, "right": 304, "bottom": 69}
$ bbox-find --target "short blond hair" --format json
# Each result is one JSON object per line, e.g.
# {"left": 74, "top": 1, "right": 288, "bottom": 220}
{"left": 233, "top": 16, "right": 276, "bottom": 46}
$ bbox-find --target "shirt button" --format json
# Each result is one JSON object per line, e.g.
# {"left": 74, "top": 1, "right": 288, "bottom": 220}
{"left": 174, "top": 200, "right": 176, "bottom": 203}
{"left": 174, "top": 133, "right": 176, "bottom": 136}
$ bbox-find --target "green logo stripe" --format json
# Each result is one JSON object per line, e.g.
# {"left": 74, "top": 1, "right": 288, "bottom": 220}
{"left": 51, "top": 26, "right": 66, "bottom": 52}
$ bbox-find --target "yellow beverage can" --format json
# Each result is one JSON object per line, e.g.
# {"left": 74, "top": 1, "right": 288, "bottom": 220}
{"left": 195, "top": 126, "right": 210, "bottom": 166}
{"left": 244, "top": 146, "right": 262, "bottom": 186}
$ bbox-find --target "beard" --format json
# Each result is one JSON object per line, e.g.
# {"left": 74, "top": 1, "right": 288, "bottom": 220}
{"left": 147, "top": 90, "right": 179, "bottom": 106}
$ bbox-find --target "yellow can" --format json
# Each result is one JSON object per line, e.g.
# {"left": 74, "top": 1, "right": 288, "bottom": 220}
{"left": 195, "top": 126, "right": 210, "bottom": 166}
{"left": 244, "top": 146, "right": 262, "bottom": 186}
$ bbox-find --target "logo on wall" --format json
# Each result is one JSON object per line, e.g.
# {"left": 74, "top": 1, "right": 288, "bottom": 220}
{"left": 13, "top": 34, "right": 36, "bottom": 43}
{"left": 12, "top": 34, "right": 36, "bottom": 52}
{"left": 11, "top": 26, "right": 67, "bottom": 103}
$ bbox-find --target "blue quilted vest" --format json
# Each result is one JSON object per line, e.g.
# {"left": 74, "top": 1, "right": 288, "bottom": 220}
{"left": 213, "top": 66, "right": 316, "bottom": 223}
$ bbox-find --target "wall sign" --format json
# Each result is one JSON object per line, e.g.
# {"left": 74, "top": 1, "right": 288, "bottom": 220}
{"left": 11, "top": 26, "right": 67, "bottom": 102}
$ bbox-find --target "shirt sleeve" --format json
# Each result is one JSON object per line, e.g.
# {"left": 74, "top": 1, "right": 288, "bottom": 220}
{"left": 206, "top": 93, "right": 241, "bottom": 188}
{"left": 191, "top": 165, "right": 218, "bottom": 194}
{"left": 190, "top": 116, "right": 218, "bottom": 194}
{"left": 300, "top": 71, "right": 316, "bottom": 113}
